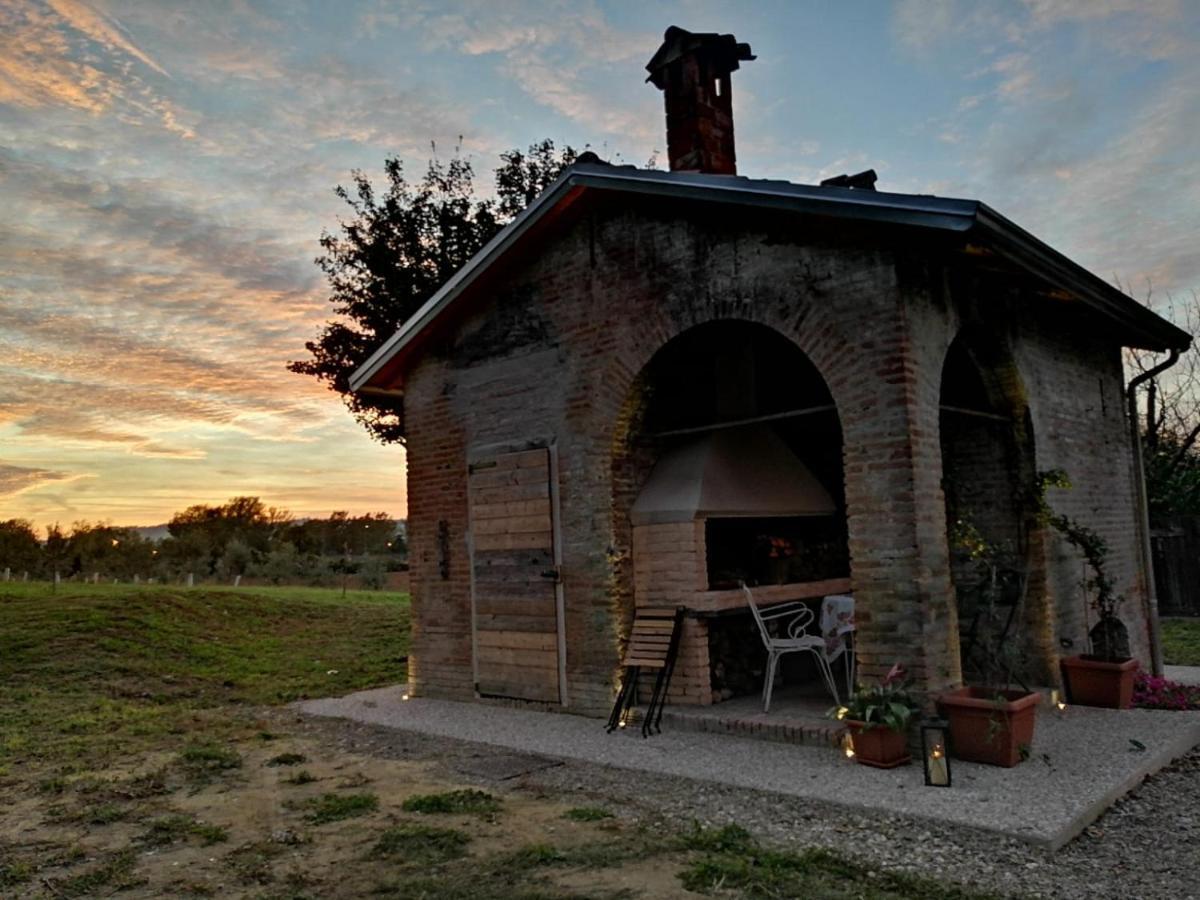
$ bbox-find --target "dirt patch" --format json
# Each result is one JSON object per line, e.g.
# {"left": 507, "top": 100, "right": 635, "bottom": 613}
{"left": 0, "top": 727, "right": 692, "bottom": 899}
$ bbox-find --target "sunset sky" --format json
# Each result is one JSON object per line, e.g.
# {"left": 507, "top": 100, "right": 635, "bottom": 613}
{"left": 3, "top": 0, "right": 1199, "bottom": 527}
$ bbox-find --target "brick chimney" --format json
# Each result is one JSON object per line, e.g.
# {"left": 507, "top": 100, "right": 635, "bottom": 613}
{"left": 646, "top": 26, "right": 755, "bottom": 175}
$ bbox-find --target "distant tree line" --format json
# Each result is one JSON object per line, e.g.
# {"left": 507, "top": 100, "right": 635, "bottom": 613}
{"left": 0, "top": 497, "right": 406, "bottom": 588}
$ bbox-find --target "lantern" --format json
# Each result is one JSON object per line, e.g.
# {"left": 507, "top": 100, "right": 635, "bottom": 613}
{"left": 921, "top": 719, "right": 951, "bottom": 787}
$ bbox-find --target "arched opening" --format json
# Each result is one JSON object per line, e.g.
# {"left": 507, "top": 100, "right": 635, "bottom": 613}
{"left": 939, "top": 331, "right": 1043, "bottom": 686}
{"left": 611, "top": 320, "right": 849, "bottom": 704}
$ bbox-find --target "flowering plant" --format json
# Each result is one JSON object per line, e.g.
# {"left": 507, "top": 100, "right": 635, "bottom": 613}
{"left": 1132, "top": 673, "right": 1200, "bottom": 711}
{"left": 828, "top": 663, "right": 920, "bottom": 733}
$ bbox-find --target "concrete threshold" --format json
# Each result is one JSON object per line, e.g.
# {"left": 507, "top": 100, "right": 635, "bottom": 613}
{"left": 296, "top": 685, "right": 1200, "bottom": 851}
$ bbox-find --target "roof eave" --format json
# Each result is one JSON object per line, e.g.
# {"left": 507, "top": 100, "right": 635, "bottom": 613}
{"left": 349, "top": 166, "right": 1191, "bottom": 391}
{"left": 348, "top": 170, "right": 590, "bottom": 392}
{"left": 973, "top": 204, "right": 1192, "bottom": 352}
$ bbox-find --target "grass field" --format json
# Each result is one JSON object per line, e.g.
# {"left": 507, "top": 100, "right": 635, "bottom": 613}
{"left": 0, "top": 584, "right": 1002, "bottom": 899}
{"left": 1162, "top": 617, "right": 1200, "bottom": 666}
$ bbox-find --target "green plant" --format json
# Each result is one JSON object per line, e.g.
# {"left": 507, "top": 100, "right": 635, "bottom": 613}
{"left": 829, "top": 664, "right": 919, "bottom": 733}
{"left": 401, "top": 789, "right": 501, "bottom": 817}
{"left": 1036, "top": 470, "right": 1129, "bottom": 660}
{"left": 178, "top": 743, "right": 242, "bottom": 774}
{"left": 266, "top": 752, "right": 307, "bottom": 767}
{"left": 562, "top": 806, "right": 614, "bottom": 822}
{"left": 369, "top": 823, "right": 470, "bottom": 865}
{"left": 299, "top": 792, "right": 378, "bottom": 824}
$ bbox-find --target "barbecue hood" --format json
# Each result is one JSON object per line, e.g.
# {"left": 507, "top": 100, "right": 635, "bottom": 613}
{"left": 630, "top": 425, "right": 836, "bottom": 525}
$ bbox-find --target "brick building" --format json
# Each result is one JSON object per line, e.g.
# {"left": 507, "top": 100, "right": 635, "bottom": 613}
{"left": 351, "top": 28, "right": 1191, "bottom": 715}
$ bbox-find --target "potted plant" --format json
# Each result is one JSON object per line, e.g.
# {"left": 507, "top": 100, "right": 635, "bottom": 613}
{"left": 939, "top": 518, "right": 1039, "bottom": 768}
{"left": 829, "top": 663, "right": 919, "bottom": 768}
{"left": 1040, "top": 471, "right": 1139, "bottom": 709}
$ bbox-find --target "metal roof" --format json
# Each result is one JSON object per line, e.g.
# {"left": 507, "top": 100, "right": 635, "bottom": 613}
{"left": 350, "top": 163, "right": 1191, "bottom": 392}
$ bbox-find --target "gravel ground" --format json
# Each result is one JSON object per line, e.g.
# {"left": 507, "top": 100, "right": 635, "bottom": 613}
{"left": 297, "top": 686, "right": 1200, "bottom": 849}
{"left": 272, "top": 708, "right": 1200, "bottom": 900}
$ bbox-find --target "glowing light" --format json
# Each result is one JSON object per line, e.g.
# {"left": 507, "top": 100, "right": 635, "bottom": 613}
{"left": 841, "top": 732, "right": 855, "bottom": 759}
{"left": 1051, "top": 689, "right": 1067, "bottom": 712}
{"left": 835, "top": 706, "right": 849, "bottom": 721}
{"left": 401, "top": 693, "right": 410, "bottom": 701}
{"left": 111, "top": 538, "right": 119, "bottom": 547}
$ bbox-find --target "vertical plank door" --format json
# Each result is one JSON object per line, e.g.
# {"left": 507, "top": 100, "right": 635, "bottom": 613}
{"left": 468, "top": 448, "right": 562, "bottom": 703}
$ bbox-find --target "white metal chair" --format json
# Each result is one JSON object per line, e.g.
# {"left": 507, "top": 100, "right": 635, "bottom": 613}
{"left": 741, "top": 583, "right": 850, "bottom": 712}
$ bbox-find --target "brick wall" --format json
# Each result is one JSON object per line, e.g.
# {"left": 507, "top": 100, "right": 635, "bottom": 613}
{"left": 399, "top": 197, "right": 1147, "bottom": 713}
{"left": 1016, "top": 314, "right": 1149, "bottom": 666}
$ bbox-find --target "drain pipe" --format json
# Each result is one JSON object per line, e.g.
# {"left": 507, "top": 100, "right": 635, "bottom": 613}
{"left": 1126, "top": 349, "right": 1179, "bottom": 676}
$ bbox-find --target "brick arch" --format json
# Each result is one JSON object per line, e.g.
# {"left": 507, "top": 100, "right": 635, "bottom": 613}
{"left": 937, "top": 325, "right": 1055, "bottom": 684}
{"left": 597, "top": 297, "right": 861, "bottom": 444}
{"left": 600, "top": 311, "right": 851, "bottom": 700}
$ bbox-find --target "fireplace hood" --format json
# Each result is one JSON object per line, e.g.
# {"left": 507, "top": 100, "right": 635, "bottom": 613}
{"left": 630, "top": 425, "right": 836, "bottom": 525}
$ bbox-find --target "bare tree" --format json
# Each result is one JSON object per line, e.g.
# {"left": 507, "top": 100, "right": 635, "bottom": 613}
{"left": 1124, "top": 284, "right": 1200, "bottom": 516}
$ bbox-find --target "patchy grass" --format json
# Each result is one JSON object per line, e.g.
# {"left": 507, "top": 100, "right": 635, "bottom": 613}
{"left": 401, "top": 789, "right": 501, "bottom": 817}
{"left": 266, "top": 751, "right": 307, "bottom": 767}
{"left": 0, "top": 584, "right": 1001, "bottom": 899}
{"left": 51, "top": 848, "right": 142, "bottom": 898}
{"left": 563, "top": 805, "right": 614, "bottom": 822}
{"left": 298, "top": 791, "right": 379, "bottom": 824}
{"left": 0, "top": 583, "right": 410, "bottom": 771}
{"left": 1163, "top": 618, "right": 1200, "bottom": 666}
{"left": 369, "top": 823, "right": 471, "bottom": 865}
{"left": 179, "top": 742, "right": 242, "bottom": 774}
{"left": 139, "top": 813, "right": 229, "bottom": 847}
{"left": 1, "top": 859, "right": 34, "bottom": 889}
{"left": 678, "top": 824, "right": 1000, "bottom": 899}
{"left": 225, "top": 839, "right": 285, "bottom": 886}
{"left": 83, "top": 801, "right": 129, "bottom": 825}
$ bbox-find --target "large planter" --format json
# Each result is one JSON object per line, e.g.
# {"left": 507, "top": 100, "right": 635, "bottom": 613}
{"left": 845, "top": 720, "right": 911, "bottom": 769}
{"left": 937, "top": 687, "right": 1038, "bottom": 768}
{"left": 1060, "top": 655, "right": 1139, "bottom": 709}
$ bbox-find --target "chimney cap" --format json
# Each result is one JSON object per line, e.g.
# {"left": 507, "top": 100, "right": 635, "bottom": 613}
{"left": 645, "top": 25, "right": 755, "bottom": 89}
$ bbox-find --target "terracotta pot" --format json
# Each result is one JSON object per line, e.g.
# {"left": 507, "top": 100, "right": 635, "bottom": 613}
{"left": 1060, "top": 655, "right": 1139, "bottom": 709}
{"left": 845, "top": 720, "right": 911, "bottom": 769}
{"left": 937, "top": 687, "right": 1038, "bottom": 768}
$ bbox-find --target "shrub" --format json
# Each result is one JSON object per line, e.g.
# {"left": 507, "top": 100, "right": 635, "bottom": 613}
{"left": 1133, "top": 673, "right": 1200, "bottom": 711}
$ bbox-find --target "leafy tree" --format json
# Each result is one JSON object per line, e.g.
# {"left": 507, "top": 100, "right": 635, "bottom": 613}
{"left": 167, "top": 497, "right": 292, "bottom": 575}
{"left": 289, "top": 140, "right": 577, "bottom": 443}
{"left": 0, "top": 519, "right": 40, "bottom": 575}
{"left": 42, "top": 523, "right": 69, "bottom": 579}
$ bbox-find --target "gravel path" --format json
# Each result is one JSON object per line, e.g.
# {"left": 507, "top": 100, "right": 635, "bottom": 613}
{"left": 274, "top": 707, "right": 1200, "bottom": 900}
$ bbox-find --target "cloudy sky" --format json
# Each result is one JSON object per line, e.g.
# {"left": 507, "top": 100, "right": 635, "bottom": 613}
{"left": 2, "top": 0, "right": 1198, "bottom": 527}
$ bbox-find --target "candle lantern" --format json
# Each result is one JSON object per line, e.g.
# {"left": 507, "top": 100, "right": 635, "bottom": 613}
{"left": 921, "top": 719, "right": 952, "bottom": 787}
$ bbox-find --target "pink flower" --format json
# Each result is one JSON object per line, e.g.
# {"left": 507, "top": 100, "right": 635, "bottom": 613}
{"left": 882, "top": 663, "right": 906, "bottom": 686}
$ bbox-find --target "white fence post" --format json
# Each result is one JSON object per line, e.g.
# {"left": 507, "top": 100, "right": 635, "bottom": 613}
{"left": 186, "top": 572, "right": 194, "bottom": 587}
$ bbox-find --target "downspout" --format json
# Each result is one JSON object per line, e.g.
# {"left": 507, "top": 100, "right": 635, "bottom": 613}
{"left": 1126, "top": 349, "right": 1179, "bottom": 676}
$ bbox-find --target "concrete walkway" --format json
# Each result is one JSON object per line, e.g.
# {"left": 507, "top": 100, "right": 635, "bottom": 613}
{"left": 1164, "top": 664, "right": 1200, "bottom": 686}
{"left": 296, "top": 686, "right": 1200, "bottom": 851}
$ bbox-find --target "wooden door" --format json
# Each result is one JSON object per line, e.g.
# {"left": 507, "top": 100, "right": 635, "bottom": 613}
{"left": 468, "top": 447, "right": 563, "bottom": 703}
